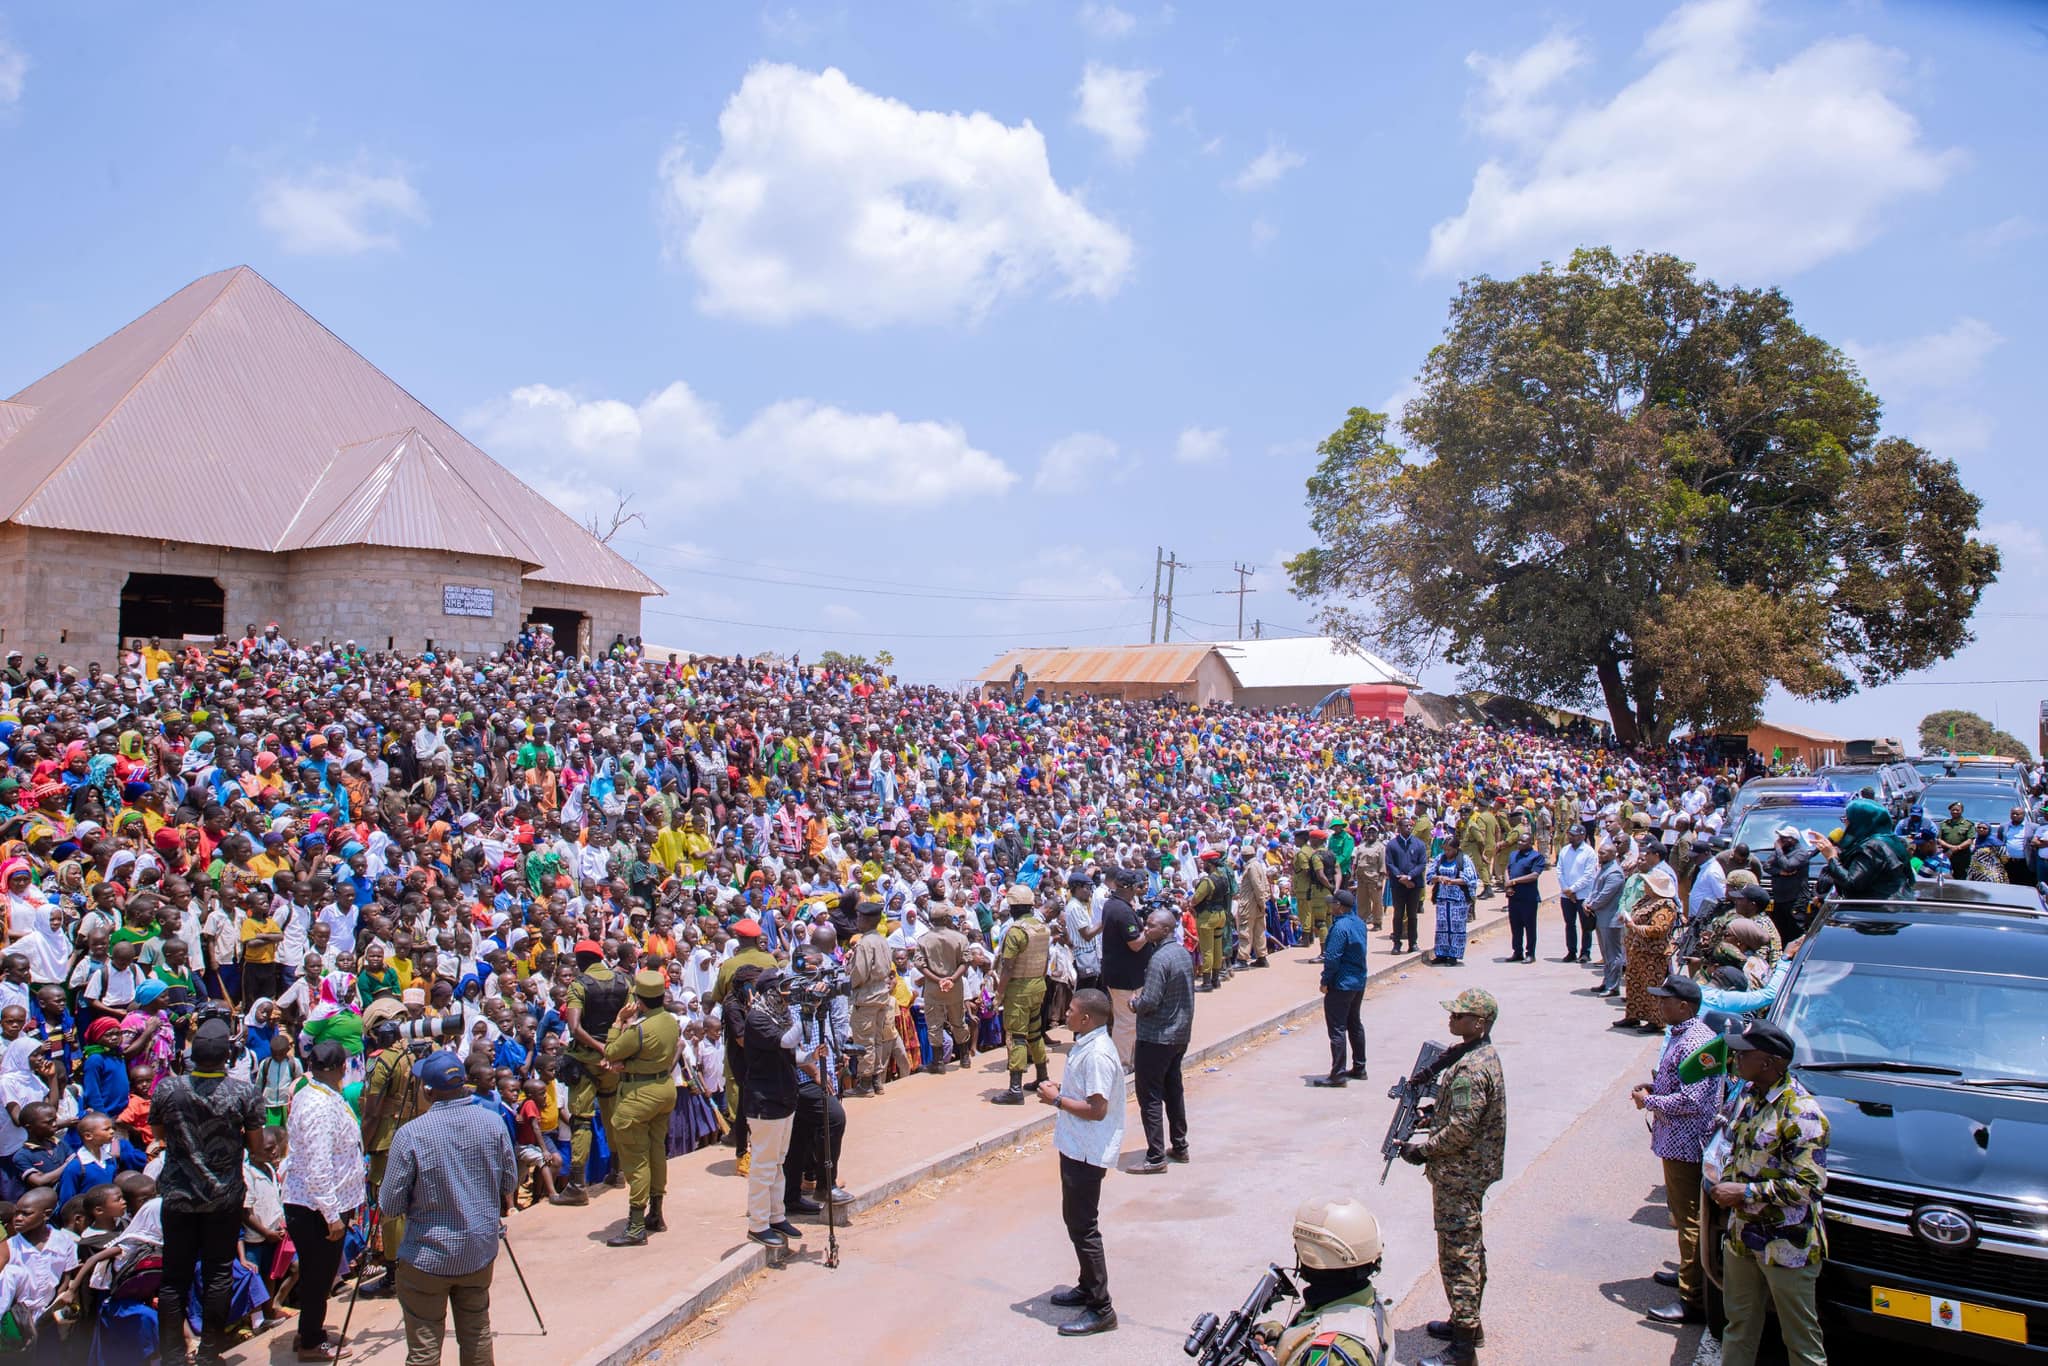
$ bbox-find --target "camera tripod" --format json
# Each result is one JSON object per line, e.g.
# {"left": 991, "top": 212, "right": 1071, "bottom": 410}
{"left": 799, "top": 997, "right": 861, "bottom": 1271}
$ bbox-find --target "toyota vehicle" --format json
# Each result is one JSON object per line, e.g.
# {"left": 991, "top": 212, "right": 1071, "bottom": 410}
{"left": 1702, "top": 880, "right": 2048, "bottom": 1359}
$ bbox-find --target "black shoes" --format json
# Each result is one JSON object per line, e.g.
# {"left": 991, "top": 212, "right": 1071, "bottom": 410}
{"left": 786, "top": 1196, "right": 825, "bottom": 1215}
{"left": 1049, "top": 1287, "right": 1089, "bottom": 1307}
{"left": 1058, "top": 1307, "right": 1117, "bottom": 1337}
{"left": 1648, "top": 1303, "right": 1705, "bottom": 1324}
{"left": 1346, "top": 1065, "right": 1367, "bottom": 1081}
{"left": 1129, "top": 1158, "right": 1168, "bottom": 1174}
{"left": 1653, "top": 1268, "right": 1681, "bottom": 1288}
{"left": 768, "top": 1219, "right": 803, "bottom": 1239}
{"left": 1425, "top": 1320, "right": 1485, "bottom": 1345}
{"left": 1168, "top": 1146, "right": 1190, "bottom": 1164}
{"left": 1311, "top": 1074, "right": 1348, "bottom": 1088}
{"left": 748, "top": 1227, "right": 786, "bottom": 1248}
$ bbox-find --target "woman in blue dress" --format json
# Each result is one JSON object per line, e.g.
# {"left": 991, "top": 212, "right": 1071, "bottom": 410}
{"left": 1428, "top": 834, "right": 1480, "bottom": 966}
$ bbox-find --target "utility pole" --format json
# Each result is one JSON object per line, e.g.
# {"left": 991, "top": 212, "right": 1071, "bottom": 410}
{"left": 1162, "top": 552, "right": 1182, "bottom": 641}
{"left": 1231, "top": 562, "right": 1256, "bottom": 639}
{"left": 1149, "top": 546, "right": 1163, "bottom": 644}
{"left": 1254, "top": 619, "right": 1262, "bottom": 640}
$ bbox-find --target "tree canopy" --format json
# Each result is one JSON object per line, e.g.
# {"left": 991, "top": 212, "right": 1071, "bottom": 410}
{"left": 1288, "top": 248, "right": 2001, "bottom": 745}
{"left": 1917, "top": 709, "right": 2034, "bottom": 761}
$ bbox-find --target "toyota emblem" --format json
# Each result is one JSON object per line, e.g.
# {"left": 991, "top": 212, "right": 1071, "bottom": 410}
{"left": 1914, "top": 1205, "right": 1976, "bottom": 1249}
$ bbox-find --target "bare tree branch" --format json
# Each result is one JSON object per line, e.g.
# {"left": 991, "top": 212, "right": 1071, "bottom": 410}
{"left": 584, "top": 489, "right": 645, "bottom": 546}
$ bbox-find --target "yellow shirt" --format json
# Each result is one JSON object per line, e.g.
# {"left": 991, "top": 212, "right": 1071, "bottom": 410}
{"left": 249, "top": 852, "right": 290, "bottom": 882}
{"left": 239, "top": 913, "right": 281, "bottom": 964}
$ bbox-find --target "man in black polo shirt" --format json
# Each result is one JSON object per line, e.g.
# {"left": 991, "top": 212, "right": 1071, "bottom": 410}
{"left": 741, "top": 969, "right": 806, "bottom": 1250}
{"left": 1097, "top": 868, "right": 1152, "bottom": 1069}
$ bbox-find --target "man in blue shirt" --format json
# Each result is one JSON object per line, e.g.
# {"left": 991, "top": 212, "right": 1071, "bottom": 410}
{"left": 1313, "top": 891, "right": 1370, "bottom": 1088}
{"left": 1504, "top": 828, "right": 1548, "bottom": 963}
{"left": 379, "top": 1050, "right": 518, "bottom": 1366}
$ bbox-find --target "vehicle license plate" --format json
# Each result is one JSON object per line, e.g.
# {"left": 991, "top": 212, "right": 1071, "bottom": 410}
{"left": 1871, "top": 1285, "right": 2027, "bottom": 1343}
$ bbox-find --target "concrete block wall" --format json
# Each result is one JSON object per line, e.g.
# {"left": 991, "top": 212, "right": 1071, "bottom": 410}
{"left": 0, "top": 529, "right": 644, "bottom": 668}
{"left": 284, "top": 546, "right": 529, "bottom": 657}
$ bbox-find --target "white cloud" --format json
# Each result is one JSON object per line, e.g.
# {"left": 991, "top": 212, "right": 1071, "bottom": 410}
{"left": 1174, "top": 425, "right": 1227, "bottom": 464}
{"left": 1077, "top": 1, "right": 1135, "bottom": 39}
{"left": 1074, "top": 63, "right": 1155, "bottom": 163}
{"left": 1464, "top": 33, "right": 1585, "bottom": 142}
{"left": 254, "top": 161, "right": 426, "bottom": 255}
{"left": 1847, "top": 318, "right": 2002, "bottom": 395}
{"left": 1035, "top": 431, "right": 1126, "bottom": 493}
{"left": 1249, "top": 217, "right": 1277, "bottom": 250}
{"left": 820, "top": 602, "right": 865, "bottom": 626}
{"left": 466, "top": 379, "right": 1016, "bottom": 511}
{"left": 1984, "top": 520, "right": 2045, "bottom": 563}
{"left": 660, "top": 64, "right": 1132, "bottom": 326}
{"left": 1965, "top": 216, "right": 2039, "bottom": 253}
{"left": 1426, "top": 0, "right": 1957, "bottom": 278}
{"left": 0, "top": 34, "right": 26, "bottom": 106}
{"left": 1228, "top": 139, "right": 1305, "bottom": 192}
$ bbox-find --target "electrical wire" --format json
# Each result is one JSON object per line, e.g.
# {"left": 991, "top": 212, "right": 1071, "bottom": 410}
{"left": 641, "top": 605, "right": 1149, "bottom": 641}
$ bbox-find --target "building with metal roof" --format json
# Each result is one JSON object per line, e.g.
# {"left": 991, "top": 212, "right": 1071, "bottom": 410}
{"left": 976, "top": 636, "right": 1417, "bottom": 710}
{"left": 0, "top": 267, "right": 660, "bottom": 661}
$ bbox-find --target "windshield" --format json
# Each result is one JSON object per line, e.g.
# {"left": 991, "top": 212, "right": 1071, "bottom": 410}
{"left": 1781, "top": 960, "right": 2048, "bottom": 1084}
{"left": 1920, "top": 786, "right": 2022, "bottom": 826}
{"left": 1733, "top": 805, "right": 1843, "bottom": 853}
{"left": 1912, "top": 760, "right": 1953, "bottom": 779}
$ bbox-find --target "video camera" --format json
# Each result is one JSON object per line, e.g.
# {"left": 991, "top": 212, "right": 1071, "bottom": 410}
{"left": 370, "top": 1013, "right": 467, "bottom": 1057}
{"left": 788, "top": 964, "right": 852, "bottom": 1010}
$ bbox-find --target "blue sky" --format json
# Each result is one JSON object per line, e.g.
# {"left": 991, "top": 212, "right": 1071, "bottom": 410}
{"left": 1, "top": 0, "right": 2043, "bottom": 750}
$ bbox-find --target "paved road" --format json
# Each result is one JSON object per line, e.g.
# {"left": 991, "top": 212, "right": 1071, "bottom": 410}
{"left": 662, "top": 924, "right": 1707, "bottom": 1366}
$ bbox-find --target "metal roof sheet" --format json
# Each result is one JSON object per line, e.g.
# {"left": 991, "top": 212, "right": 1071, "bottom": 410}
{"left": 978, "top": 643, "right": 1227, "bottom": 687}
{"left": 278, "top": 429, "right": 543, "bottom": 564}
{"left": 1, "top": 267, "right": 660, "bottom": 596}
{"left": 1211, "top": 636, "right": 1417, "bottom": 689}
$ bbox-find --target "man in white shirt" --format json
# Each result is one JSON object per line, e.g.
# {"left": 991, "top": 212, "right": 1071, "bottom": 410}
{"left": 1554, "top": 825, "right": 1599, "bottom": 964}
{"left": 1034, "top": 989, "right": 1124, "bottom": 1338}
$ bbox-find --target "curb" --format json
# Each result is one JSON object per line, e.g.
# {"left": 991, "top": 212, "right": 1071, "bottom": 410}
{"left": 600, "top": 902, "right": 1519, "bottom": 1365}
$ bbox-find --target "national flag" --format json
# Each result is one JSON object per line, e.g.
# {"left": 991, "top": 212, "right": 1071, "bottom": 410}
{"left": 1679, "top": 1033, "right": 1730, "bottom": 1084}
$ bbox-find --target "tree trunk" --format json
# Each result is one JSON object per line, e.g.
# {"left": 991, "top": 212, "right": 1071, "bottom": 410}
{"left": 1595, "top": 652, "right": 1640, "bottom": 748}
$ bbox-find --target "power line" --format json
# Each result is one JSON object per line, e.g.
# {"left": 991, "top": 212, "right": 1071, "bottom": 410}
{"left": 1883, "top": 677, "right": 2048, "bottom": 687}
{"left": 641, "top": 605, "right": 1148, "bottom": 642}
{"left": 616, "top": 537, "right": 1143, "bottom": 603}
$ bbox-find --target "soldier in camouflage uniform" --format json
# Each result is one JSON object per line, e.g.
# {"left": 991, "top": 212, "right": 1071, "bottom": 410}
{"left": 1188, "top": 850, "right": 1234, "bottom": 989}
{"left": 990, "top": 885, "right": 1051, "bottom": 1105}
{"left": 1400, "top": 986, "right": 1506, "bottom": 1366}
{"left": 1710, "top": 1021, "right": 1829, "bottom": 1366}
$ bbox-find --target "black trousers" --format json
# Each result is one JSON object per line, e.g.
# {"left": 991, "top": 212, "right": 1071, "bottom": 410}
{"left": 1560, "top": 894, "right": 1585, "bottom": 958}
{"left": 1059, "top": 1154, "right": 1110, "bottom": 1309}
{"left": 1508, "top": 898, "right": 1538, "bottom": 958}
{"left": 1323, "top": 988, "right": 1365, "bottom": 1074}
{"left": 1133, "top": 1039, "right": 1187, "bottom": 1161}
{"left": 726, "top": 1040, "right": 750, "bottom": 1156}
{"left": 240, "top": 960, "right": 285, "bottom": 1005}
{"left": 159, "top": 1205, "right": 244, "bottom": 1362}
{"left": 787, "top": 1081, "right": 846, "bottom": 1203}
{"left": 1389, "top": 882, "right": 1422, "bottom": 945}
{"left": 284, "top": 1202, "right": 354, "bottom": 1349}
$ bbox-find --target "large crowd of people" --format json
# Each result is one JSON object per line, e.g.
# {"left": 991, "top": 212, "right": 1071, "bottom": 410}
{"left": 0, "top": 623, "right": 2042, "bottom": 1360}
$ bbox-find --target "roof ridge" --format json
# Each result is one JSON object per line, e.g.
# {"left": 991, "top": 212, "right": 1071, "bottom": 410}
{"left": 384, "top": 430, "right": 542, "bottom": 565}
{"left": 1, "top": 267, "right": 245, "bottom": 525}
{"left": 272, "top": 428, "right": 417, "bottom": 551}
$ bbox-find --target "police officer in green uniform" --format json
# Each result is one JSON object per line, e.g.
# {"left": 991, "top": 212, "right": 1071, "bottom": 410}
{"left": 1255, "top": 1196, "right": 1391, "bottom": 1366}
{"left": 1400, "top": 987, "right": 1508, "bottom": 1366}
{"left": 990, "top": 884, "right": 1050, "bottom": 1105}
{"left": 1188, "top": 850, "right": 1234, "bottom": 991}
{"left": 554, "top": 938, "right": 628, "bottom": 1205}
{"left": 603, "top": 969, "right": 682, "bottom": 1246}
{"left": 1291, "top": 828, "right": 1318, "bottom": 947}
{"left": 1304, "top": 828, "right": 1338, "bottom": 950}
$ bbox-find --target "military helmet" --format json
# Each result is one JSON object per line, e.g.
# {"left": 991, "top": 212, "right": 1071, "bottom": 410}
{"left": 1291, "top": 1196, "right": 1383, "bottom": 1271}
{"left": 1440, "top": 986, "right": 1499, "bottom": 1026}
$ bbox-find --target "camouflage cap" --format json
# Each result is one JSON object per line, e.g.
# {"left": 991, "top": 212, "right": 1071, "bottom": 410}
{"left": 1440, "top": 987, "right": 1499, "bottom": 1023}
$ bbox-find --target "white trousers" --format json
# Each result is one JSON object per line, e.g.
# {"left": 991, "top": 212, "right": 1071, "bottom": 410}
{"left": 746, "top": 1113, "right": 793, "bottom": 1233}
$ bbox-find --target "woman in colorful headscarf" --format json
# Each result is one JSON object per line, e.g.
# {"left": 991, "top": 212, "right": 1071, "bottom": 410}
{"left": 1618, "top": 865, "right": 1681, "bottom": 1028}
{"left": 1810, "top": 797, "right": 1914, "bottom": 902}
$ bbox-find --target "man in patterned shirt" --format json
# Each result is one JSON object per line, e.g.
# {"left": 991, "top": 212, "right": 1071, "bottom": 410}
{"left": 1709, "top": 1021, "right": 1828, "bottom": 1366}
{"left": 1633, "top": 974, "right": 1718, "bottom": 1326}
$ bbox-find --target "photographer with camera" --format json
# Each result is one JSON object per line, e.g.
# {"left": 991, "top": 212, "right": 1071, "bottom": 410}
{"left": 785, "top": 944, "right": 851, "bottom": 1216}
{"left": 739, "top": 967, "right": 810, "bottom": 1249}
{"left": 152, "top": 1016, "right": 267, "bottom": 1366}
{"left": 377, "top": 1049, "right": 518, "bottom": 1365}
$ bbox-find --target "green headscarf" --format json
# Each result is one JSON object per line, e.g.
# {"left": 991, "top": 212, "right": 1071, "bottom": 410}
{"left": 1836, "top": 797, "right": 1907, "bottom": 863}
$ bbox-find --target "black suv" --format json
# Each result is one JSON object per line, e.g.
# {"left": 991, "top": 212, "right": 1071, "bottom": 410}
{"left": 1701, "top": 880, "right": 2048, "bottom": 1360}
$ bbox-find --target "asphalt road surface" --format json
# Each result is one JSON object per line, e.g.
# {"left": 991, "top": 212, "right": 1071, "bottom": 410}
{"left": 659, "top": 921, "right": 1709, "bottom": 1366}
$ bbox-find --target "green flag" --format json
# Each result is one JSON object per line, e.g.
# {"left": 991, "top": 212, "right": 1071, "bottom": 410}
{"left": 1678, "top": 1033, "right": 1730, "bottom": 1085}
{"left": 1948, "top": 720, "right": 1957, "bottom": 740}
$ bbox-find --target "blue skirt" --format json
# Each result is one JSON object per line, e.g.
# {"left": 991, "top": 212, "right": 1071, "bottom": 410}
{"left": 1433, "top": 892, "right": 1471, "bottom": 960}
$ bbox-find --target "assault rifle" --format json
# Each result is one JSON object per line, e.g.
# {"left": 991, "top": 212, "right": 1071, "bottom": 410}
{"left": 1379, "top": 1040, "right": 1447, "bottom": 1183}
{"left": 1184, "top": 1264, "right": 1300, "bottom": 1366}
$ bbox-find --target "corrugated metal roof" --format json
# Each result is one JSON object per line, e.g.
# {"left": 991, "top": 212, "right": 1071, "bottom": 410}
{"left": 1748, "top": 720, "right": 1846, "bottom": 744}
{"left": 0, "top": 267, "right": 660, "bottom": 596}
{"left": 0, "top": 402, "right": 39, "bottom": 448}
{"left": 278, "top": 429, "right": 543, "bottom": 564}
{"left": 1211, "top": 636, "right": 1417, "bottom": 689}
{"left": 978, "top": 643, "right": 1228, "bottom": 687}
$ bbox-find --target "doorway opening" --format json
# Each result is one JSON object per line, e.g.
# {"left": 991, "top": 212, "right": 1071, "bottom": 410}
{"left": 525, "top": 607, "right": 586, "bottom": 656}
{"left": 118, "top": 573, "right": 225, "bottom": 642}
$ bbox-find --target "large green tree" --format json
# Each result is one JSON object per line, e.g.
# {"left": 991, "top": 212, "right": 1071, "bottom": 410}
{"left": 1288, "top": 248, "right": 2001, "bottom": 745}
{"left": 1918, "top": 709, "right": 2034, "bottom": 761}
